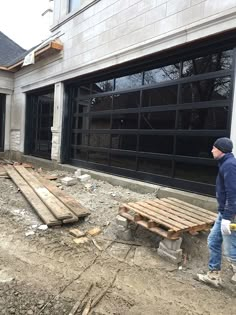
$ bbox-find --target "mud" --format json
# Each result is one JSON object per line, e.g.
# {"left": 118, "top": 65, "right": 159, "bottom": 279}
{"left": 0, "top": 166, "right": 235, "bottom": 315}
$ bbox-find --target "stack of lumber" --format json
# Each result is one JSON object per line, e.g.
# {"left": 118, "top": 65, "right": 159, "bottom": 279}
{"left": 4, "top": 165, "right": 90, "bottom": 227}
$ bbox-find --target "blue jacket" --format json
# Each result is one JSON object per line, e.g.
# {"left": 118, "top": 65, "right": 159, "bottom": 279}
{"left": 216, "top": 153, "right": 236, "bottom": 220}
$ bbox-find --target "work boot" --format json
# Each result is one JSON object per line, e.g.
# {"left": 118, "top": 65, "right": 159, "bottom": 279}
{"left": 231, "top": 264, "right": 236, "bottom": 284}
{"left": 197, "top": 270, "right": 222, "bottom": 288}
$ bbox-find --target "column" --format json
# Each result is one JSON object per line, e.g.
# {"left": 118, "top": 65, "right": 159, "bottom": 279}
{"left": 51, "top": 82, "right": 64, "bottom": 162}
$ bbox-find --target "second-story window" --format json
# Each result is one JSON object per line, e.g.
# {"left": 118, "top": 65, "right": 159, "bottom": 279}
{"left": 69, "top": 0, "right": 80, "bottom": 12}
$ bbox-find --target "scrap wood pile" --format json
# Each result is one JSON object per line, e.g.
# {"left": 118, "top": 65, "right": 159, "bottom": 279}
{"left": 2, "top": 163, "right": 90, "bottom": 227}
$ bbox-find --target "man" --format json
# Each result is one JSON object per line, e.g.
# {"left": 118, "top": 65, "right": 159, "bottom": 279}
{"left": 197, "top": 137, "right": 236, "bottom": 287}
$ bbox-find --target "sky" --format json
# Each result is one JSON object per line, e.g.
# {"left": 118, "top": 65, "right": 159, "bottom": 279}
{"left": 0, "top": 0, "right": 52, "bottom": 50}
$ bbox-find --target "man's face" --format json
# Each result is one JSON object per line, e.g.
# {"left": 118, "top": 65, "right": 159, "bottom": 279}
{"left": 211, "top": 146, "right": 224, "bottom": 160}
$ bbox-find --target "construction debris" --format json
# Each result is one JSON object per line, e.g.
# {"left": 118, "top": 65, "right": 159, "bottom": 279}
{"left": 78, "top": 174, "right": 91, "bottom": 182}
{"left": 69, "top": 228, "right": 86, "bottom": 238}
{"left": 86, "top": 227, "right": 102, "bottom": 236}
{"left": 60, "top": 176, "right": 77, "bottom": 186}
{"left": 73, "top": 237, "right": 89, "bottom": 245}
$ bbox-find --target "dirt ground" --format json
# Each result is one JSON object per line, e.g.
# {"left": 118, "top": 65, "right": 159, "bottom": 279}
{"left": 0, "top": 164, "right": 235, "bottom": 315}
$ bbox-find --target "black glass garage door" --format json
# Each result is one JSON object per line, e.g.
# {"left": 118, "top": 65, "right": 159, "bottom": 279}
{"left": 64, "top": 46, "right": 234, "bottom": 195}
{"left": 25, "top": 90, "right": 54, "bottom": 159}
{"left": 0, "top": 94, "right": 6, "bottom": 152}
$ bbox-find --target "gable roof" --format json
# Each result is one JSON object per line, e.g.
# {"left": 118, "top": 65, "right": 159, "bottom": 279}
{"left": 0, "top": 31, "right": 26, "bottom": 67}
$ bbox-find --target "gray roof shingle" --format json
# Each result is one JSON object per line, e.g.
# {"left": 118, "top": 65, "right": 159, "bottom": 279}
{"left": 0, "top": 31, "right": 26, "bottom": 67}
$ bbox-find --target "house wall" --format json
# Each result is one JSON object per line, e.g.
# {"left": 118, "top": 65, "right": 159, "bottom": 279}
{"left": 0, "top": 70, "right": 14, "bottom": 152}
{"left": 10, "top": 0, "right": 236, "bottom": 157}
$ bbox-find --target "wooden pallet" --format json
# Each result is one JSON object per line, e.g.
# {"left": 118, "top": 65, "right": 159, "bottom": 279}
{"left": 119, "top": 197, "right": 217, "bottom": 240}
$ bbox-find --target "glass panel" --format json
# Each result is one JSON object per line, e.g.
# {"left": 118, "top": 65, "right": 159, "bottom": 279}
{"left": 178, "top": 107, "right": 228, "bottom": 130}
{"left": 71, "top": 133, "right": 88, "bottom": 146}
{"left": 89, "top": 134, "right": 110, "bottom": 148}
{"left": 175, "top": 162, "right": 217, "bottom": 184}
{"left": 73, "top": 100, "right": 90, "bottom": 114}
{"left": 88, "top": 151, "right": 108, "bottom": 165}
{"left": 176, "top": 136, "right": 218, "bottom": 158}
{"left": 144, "top": 64, "right": 180, "bottom": 85}
{"left": 182, "top": 50, "right": 233, "bottom": 77}
{"left": 112, "top": 113, "right": 138, "bottom": 129}
{"left": 181, "top": 76, "right": 231, "bottom": 103}
{"left": 111, "top": 134, "right": 137, "bottom": 151}
{"left": 90, "top": 115, "right": 110, "bottom": 129}
{"left": 72, "top": 116, "right": 89, "bottom": 129}
{"left": 91, "top": 80, "right": 113, "bottom": 93}
{"left": 113, "top": 91, "right": 140, "bottom": 110}
{"left": 71, "top": 148, "right": 87, "bottom": 160}
{"left": 142, "top": 86, "right": 178, "bottom": 107}
{"left": 138, "top": 158, "right": 172, "bottom": 176}
{"left": 139, "top": 135, "right": 173, "bottom": 154}
{"left": 79, "top": 84, "right": 90, "bottom": 97}
{"left": 115, "top": 73, "right": 142, "bottom": 90}
{"left": 140, "top": 111, "right": 176, "bottom": 129}
{"left": 69, "top": 0, "right": 80, "bottom": 12}
{"left": 90, "top": 96, "right": 112, "bottom": 112}
{"left": 110, "top": 154, "right": 136, "bottom": 170}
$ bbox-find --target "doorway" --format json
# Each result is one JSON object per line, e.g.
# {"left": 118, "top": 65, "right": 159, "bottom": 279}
{"left": 25, "top": 90, "right": 54, "bottom": 159}
{"left": 0, "top": 94, "right": 6, "bottom": 152}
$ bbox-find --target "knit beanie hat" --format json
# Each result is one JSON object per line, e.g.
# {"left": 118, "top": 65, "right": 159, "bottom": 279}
{"left": 213, "top": 137, "right": 233, "bottom": 153}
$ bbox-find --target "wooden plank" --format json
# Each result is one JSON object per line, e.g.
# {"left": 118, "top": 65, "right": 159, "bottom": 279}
{"left": 130, "top": 202, "right": 188, "bottom": 229}
{"left": 4, "top": 165, "right": 60, "bottom": 227}
{"left": 29, "top": 172, "right": 78, "bottom": 224}
{"left": 14, "top": 166, "right": 73, "bottom": 220}
{"left": 168, "top": 197, "right": 217, "bottom": 217}
{"left": 160, "top": 198, "right": 215, "bottom": 222}
{"left": 142, "top": 200, "right": 202, "bottom": 226}
{"left": 32, "top": 171, "right": 90, "bottom": 218}
{"left": 165, "top": 198, "right": 217, "bottom": 220}
{"left": 120, "top": 203, "right": 180, "bottom": 231}
{"left": 149, "top": 199, "right": 209, "bottom": 224}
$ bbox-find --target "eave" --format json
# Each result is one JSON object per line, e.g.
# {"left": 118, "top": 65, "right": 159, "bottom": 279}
{"left": 1, "top": 40, "right": 63, "bottom": 72}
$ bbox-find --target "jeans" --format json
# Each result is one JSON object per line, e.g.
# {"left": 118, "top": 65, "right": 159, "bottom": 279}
{"left": 208, "top": 213, "right": 236, "bottom": 271}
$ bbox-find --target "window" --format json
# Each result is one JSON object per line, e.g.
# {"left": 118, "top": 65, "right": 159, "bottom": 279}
{"left": 69, "top": 0, "right": 80, "bottom": 13}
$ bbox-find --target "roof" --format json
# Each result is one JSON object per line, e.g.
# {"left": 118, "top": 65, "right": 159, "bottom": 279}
{"left": 0, "top": 31, "right": 26, "bottom": 67}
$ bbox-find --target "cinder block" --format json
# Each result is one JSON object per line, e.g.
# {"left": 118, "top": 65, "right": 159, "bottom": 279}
{"left": 116, "top": 225, "right": 127, "bottom": 232}
{"left": 78, "top": 174, "right": 91, "bottom": 182}
{"left": 157, "top": 247, "right": 183, "bottom": 264}
{"left": 159, "top": 241, "right": 182, "bottom": 256}
{"left": 162, "top": 237, "right": 182, "bottom": 251}
{"left": 74, "top": 169, "right": 82, "bottom": 178}
{"left": 60, "top": 176, "right": 77, "bottom": 186}
{"left": 116, "top": 228, "right": 133, "bottom": 241}
{"left": 116, "top": 215, "right": 128, "bottom": 228}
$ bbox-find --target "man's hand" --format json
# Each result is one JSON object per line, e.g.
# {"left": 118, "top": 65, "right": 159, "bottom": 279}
{"left": 221, "top": 219, "right": 231, "bottom": 235}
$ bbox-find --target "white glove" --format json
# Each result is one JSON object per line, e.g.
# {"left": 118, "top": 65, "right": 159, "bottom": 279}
{"left": 221, "top": 219, "right": 231, "bottom": 235}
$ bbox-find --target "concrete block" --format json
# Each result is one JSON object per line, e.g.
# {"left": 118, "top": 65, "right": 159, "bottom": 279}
{"left": 162, "top": 237, "right": 182, "bottom": 251}
{"left": 116, "top": 228, "right": 133, "bottom": 241}
{"left": 74, "top": 169, "right": 82, "bottom": 178}
{"left": 157, "top": 247, "right": 183, "bottom": 264}
{"left": 116, "top": 215, "right": 128, "bottom": 228}
{"left": 78, "top": 174, "right": 91, "bottom": 182}
{"left": 158, "top": 241, "right": 182, "bottom": 256}
{"left": 116, "top": 225, "right": 127, "bottom": 232}
{"left": 60, "top": 176, "right": 77, "bottom": 186}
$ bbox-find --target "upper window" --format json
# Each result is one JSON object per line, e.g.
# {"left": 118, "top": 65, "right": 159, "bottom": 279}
{"left": 69, "top": 0, "right": 80, "bottom": 12}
